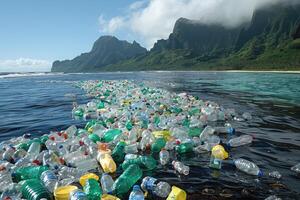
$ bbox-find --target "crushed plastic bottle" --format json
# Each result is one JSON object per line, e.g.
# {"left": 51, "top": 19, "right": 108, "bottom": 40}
{"left": 234, "top": 158, "right": 263, "bottom": 176}
{"left": 172, "top": 161, "right": 189, "bottom": 175}
{"left": 228, "top": 135, "right": 253, "bottom": 147}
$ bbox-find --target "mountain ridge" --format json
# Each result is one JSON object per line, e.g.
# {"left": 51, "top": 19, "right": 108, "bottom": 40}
{"left": 52, "top": 3, "right": 300, "bottom": 72}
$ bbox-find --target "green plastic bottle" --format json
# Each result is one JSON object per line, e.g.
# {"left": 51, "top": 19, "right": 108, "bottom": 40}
{"left": 17, "top": 143, "right": 30, "bottom": 151}
{"left": 111, "top": 141, "right": 126, "bottom": 164}
{"left": 113, "top": 164, "right": 142, "bottom": 196}
{"left": 20, "top": 179, "right": 52, "bottom": 200}
{"left": 40, "top": 135, "right": 49, "bottom": 144}
{"left": 126, "top": 121, "right": 133, "bottom": 131}
{"left": 182, "top": 118, "right": 190, "bottom": 128}
{"left": 88, "top": 134, "right": 101, "bottom": 143}
{"left": 151, "top": 137, "right": 166, "bottom": 153}
{"left": 74, "top": 109, "right": 84, "bottom": 117}
{"left": 103, "top": 129, "right": 122, "bottom": 142}
{"left": 176, "top": 142, "right": 194, "bottom": 154}
{"left": 85, "top": 120, "right": 97, "bottom": 130}
{"left": 97, "top": 101, "right": 105, "bottom": 109}
{"left": 13, "top": 166, "right": 49, "bottom": 182}
{"left": 84, "top": 179, "right": 102, "bottom": 200}
{"left": 121, "top": 156, "right": 157, "bottom": 171}
{"left": 188, "top": 127, "right": 203, "bottom": 137}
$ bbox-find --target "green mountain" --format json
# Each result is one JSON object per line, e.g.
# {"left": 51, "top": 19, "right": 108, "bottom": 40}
{"left": 51, "top": 36, "right": 147, "bottom": 72}
{"left": 52, "top": 3, "right": 300, "bottom": 72}
{"left": 104, "top": 3, "right": 300, "bottom": 71}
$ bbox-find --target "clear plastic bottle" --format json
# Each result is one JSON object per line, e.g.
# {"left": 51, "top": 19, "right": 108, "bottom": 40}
{"left": 125, "top": 143, "right": 138, "bottom": 154}
{"left": 234, "top": 158, "right": 262, "bottom": 176}
{"left": 268, "top": 171, "right": 282, "bottom": 179}
{"left": 0, "top": 171, "right": 13, "bottom": 192}
{"left": 228, "top": 135, "right": 253, "bottom": 147}
{"left": 40, "top": 170, "right": 58, "bottom": 193}
{"left": 101, "top": 173, "right": 114, "bottom": 194}
{"left": 129, "top": 185, "right": 144, "bottom": 200}
{"left": 27, "top": 142, "right": 41, "bottom": 160}
{"left": 172, "top": 161, "right": 189, "bottom": 175}
{"left": 154, "top": 181, "right": 171, "bottom": 198}
{"left": 159, "top": 149, "right": 170, "bottom": 165}
{"left": 141, "top": 176, "right": 171, "bottom": 198}
{"left": 199, "top": 126, "right": 215, "bottom": 142}
{"left": 69, "top": 189, "right": 88, "bottom": 200}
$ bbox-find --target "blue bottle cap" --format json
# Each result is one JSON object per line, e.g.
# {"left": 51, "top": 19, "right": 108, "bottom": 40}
{"left": 133, "top": 185, "right": 140, "bottom": 190}
{"left": 258, "top": 170, "right": 263, "bottom": 177}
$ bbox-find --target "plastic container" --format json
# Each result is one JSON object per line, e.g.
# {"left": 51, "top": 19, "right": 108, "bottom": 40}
{"left": 97, "top": 151, "right": 116, "bottom": 173}
{"left": 13, "top": 166, "right": 49, "bottom": 182}
{"left": 166, "top": 186, "right": 187, "bottom": 200}
{"left": 54, "top": 185, "right": 78, "bottom": 200}
{"left": 69, "top": 189, "right": 88, "bottom": 200}
{"left": 112, "top": 164, "right": 142, "bottom": 196}
{"left": 21, "top": 179, "right": 53, "bottom": 200}
{"left": 211, "top": 145, "right": 228, "bottom": 160}
{"left": 234, "top": 158, "right": 262, "bottom": 176}
{"left": 101, "top": 173, "right": 115, "bottom": 194}
{"left": 121, "top": 155, "right": 156, "bottom": 171}
{"left": 79, "top": 173, "right": 99, "bottom": 187}
{"left": 129, "top": 185, "right": 144, "bottom": 200}
{"left": 83, "top": 179, "right": 102, "bottom": 200}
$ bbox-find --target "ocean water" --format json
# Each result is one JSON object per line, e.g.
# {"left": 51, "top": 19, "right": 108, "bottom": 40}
{"left": 0, "top": 71, "right": 299, "bottom": 199}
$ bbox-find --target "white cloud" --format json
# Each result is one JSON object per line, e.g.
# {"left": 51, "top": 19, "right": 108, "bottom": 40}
{"left": 99, "top": 0, "right": 297, "bottom": 49}
{"left": 99, "top": 15, "right": 125, "bottom": 33}
{"left": 129, "top": 0, "right": 147, "bottom": 10}
{"left": 0, "top": 58, "right": 51, "bottom": 72}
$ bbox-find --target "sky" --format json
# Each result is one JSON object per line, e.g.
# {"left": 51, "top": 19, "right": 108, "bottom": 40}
{"left": 0, "top": 0, "right": 296, "bottom": 72}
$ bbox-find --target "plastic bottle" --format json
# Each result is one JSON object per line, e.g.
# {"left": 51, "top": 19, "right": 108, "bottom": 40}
{"left": 121, "top": 155, "right": 156, "bottom": 171}
{"left": 112, "top": 164, "right": 142, "bottom": 196}
{"left": 20, "top": 179, "right": 52, "bottom": 200}
{"left": 140, "top": 176, "right": 171, "bottom": 197}
{"left": 151, "top": 138, "right": 166, "bottom": 153}
{"left": 228, "top": 135, "right": 253, "bottom": 147}
{"left": 0, "top": 183, "right": 22, "bottom": 200}
{"left": 172, "top": 161, "right": 189, "bottom": 175}
{"left": 103, "top": 129, "right": 122, "bottom": 142}
{"left": 139, "top": 130, "right": 155, "bottom": 151}
{"left": 129, "top": 185, "right": 144, "bottom": 200}
{"left": 40, "top": 170, "right": 58, "bottom": 193}
{"left": 159, "top": 149, "right": 170, "bottom": 165}
{"left": 176, "top": 142, "right": 193, "bottom": 154}
{"left": 111, "top": 141, "right": 126, "bottom": 164}
{"left": 84, "top": 179, "right": 102, "bottom": 200}
{"left": 291, "top": 163, "right": 300, "bottom": 173}
{"left": 268, "top": 171, "right": 282, "bottom": 179}
{"left": 0, "top": 171, "right": 13, "bottom": 192}
{"left": 79, "top": 173, "right": 99, "bottom": 187}
{"left": 211, "top": 145, "right": 229, "bottom": 160}
{"left": 12, "top": 166, "right": 49, "bottom": 182}
{"left": 3, "top": 146, "right": 15, "bottom": 162}
{"left": 209, "top": 155, "right": 222, "bottom": 170}
{"left": 199, "top": 126, "right": 215, "bottom": 142}
{"left": 75, "top": 158, "right": 99, "bottom": 172}
{"left": 234, "top": 158, "right": 263, "bottom": 176}
{"left": 125, "top": 143, "right": 138, "bottom": 154}
{"left": 166, "top": 186, "right": 187, "bottom": 200}
{"left": 97, "top": 151, "right": 116, "bottom": 173}
{"left": 214, "top": 126, "right": 235, "bottom": 135}
{"left": 101, "top": 173, "right": 115, "bottom": 194}
{"left": 69, "top": 189, "right": 88, "bottom": 200}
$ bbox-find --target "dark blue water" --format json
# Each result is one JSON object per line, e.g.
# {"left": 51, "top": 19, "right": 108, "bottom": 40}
{"left": 0, "top": 72, "right": 300, "bottom": 199}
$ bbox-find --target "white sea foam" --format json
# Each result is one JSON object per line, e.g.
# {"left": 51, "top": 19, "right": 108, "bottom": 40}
{"left": 0, "top": 72, "right": 64, "bottom": 79}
